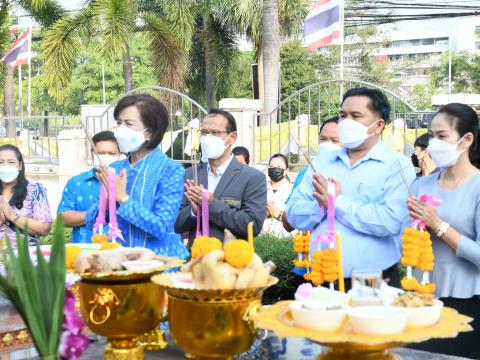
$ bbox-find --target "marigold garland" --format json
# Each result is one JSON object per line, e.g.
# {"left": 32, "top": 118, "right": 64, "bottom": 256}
{"left": 66, "top": 246, "right": 81, "bottom": 270}
{"left": 400, "top": 227, "right": 435, "bottom": 294}
{"left": 91, "top": 234, "right": 109, "bottom": 244}
{"left": 224, "top": 240, "right": 254, "bottom": 268}
{"left": 293, "top": 231, "right": 310, "bottom": 269}
{"left": 191, "top": 236, "right": 223, "bottom": 259}
{"left": 310, "top": 250, "right": 324, "bottom": 286}
{"left": 99, "top": 242, "right": 121, "bottom": 250}
{"left": 321, "top": 248, "right": 339, "bottom": 283}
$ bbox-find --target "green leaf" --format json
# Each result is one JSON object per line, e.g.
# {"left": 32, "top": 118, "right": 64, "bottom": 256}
{"left": 0, "top": 219, "right": 67, "bottom": 356}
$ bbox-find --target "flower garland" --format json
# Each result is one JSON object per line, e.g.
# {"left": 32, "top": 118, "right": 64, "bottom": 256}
{"left": 401, "top": 194, "right": 441, "bottom": 294}
{"left": 293, "top": 231, "right": 310, "bottom": 269}
{"left": 59, "top": 289, "right": 89, "bottom": 360}
{"left": 92, "top": 168, "right": 124, "bottom": 243}
{"left": 309, "top": 181, "right": 340, "bottom": 290}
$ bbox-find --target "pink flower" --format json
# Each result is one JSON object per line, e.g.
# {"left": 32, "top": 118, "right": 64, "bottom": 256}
{"left": 59, "top": 331, "right": 90, "bottom": 360}
{"left": 60, "top": 289, "right": 89, "bottom": 360}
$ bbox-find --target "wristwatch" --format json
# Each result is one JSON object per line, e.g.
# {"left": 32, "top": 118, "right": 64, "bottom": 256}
{"left": 435, "top": 222, "right": 450, "bottom": 237}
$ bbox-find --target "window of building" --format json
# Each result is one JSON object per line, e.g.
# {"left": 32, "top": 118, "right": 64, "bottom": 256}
{"left": 435, "top": 37, "right": 449, "bottom": 45}
{"left": 421, "top": 38, "right": 434, "bottom": 45}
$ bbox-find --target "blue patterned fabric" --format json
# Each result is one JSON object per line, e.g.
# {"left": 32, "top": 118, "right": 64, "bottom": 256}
{"left": 58, "top": 169, "right": 103, "bottom": 243}
{"left": 109, "top": 148, "right": 188, "bottom": 259}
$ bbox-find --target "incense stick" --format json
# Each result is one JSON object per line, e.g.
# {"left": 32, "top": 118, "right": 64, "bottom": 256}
{"left": 289, "top": 132, "right": 318, "bottom": 173}
{"left": 191, "top": 150, "right": 199, "bottom": 185}
{"left": 395, "top": 159, "right": 412, "bottom": 196}
{"left": 80, "top": 120, "right": 104, "bottom": 166}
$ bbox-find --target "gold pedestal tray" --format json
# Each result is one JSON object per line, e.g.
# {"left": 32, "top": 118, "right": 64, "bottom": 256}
{"left": 78, "top": 256, "right": 183, "bottom": 360}
{"left": 251, "top": 301, "right": 473, "bottom": 360}
{"left": 152, "top": 273, "right": 278, "bottom": 360}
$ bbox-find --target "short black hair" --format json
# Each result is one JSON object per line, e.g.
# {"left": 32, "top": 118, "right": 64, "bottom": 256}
{"left": 413, "top": 133, "right": 431, "bottom": 149}
{"left": 342, "top": 87, "right": 391, "bottom": 123}
{"left": 113, "top": 94, "right": 169, "bottom": 150}
{"left": 206, "top": 108, "right": 237, "bottom": 133}
{"left": 319, "top": 116, "right": 339, "bottom": 134}
{"left": 92, "top": 130, "right": 117, "bottom": 145}
{"left": 269, "top": 153, "right": 289, "bottom": 168}
{"left": 232, "top": 146, "right": 250, "bottom": 164}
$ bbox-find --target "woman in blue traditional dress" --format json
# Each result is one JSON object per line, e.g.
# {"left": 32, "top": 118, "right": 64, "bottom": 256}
{"left": 94, "top": 94, "right": 188, "bottom": 259}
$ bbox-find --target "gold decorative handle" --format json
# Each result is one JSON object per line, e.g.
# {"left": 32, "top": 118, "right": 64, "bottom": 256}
{"left": 89, "top": 304, "right": 111, "bottom": 325}
{"left": 88, "top": 288, "right": 120, "bottom": 326}
{"left": 243, "top": 301, "right": 261, "bottom": 336}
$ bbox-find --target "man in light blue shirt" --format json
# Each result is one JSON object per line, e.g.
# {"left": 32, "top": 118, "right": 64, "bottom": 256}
{"left": 286, "top": 88, "right": 415, "bottom": 286}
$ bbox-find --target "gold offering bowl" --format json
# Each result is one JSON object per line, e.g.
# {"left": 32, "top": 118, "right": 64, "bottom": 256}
{"left": 77, "top": 256, "right": 183, "bottom": 360}
{"left": 251, "top": 301, "right": 473, "bottom": 360}
{"left": 152, "top": 273, "right": 278, "bottom": 360}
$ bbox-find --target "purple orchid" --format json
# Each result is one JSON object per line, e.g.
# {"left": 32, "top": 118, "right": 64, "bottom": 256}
{"left": 60, "top": 289, "right": 89, "bottom": 360}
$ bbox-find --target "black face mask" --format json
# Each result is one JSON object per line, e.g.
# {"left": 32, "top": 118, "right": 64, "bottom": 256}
{"left": 268, "top": 167, "right": 285, "bottom": 182}
{"left": 411, "top": 153, "right": 419, "bottom": 168}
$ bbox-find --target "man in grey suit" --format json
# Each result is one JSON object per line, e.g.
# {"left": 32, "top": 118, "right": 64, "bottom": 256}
{"left": 175, "top": 109, "right": 267, "bottom": 247}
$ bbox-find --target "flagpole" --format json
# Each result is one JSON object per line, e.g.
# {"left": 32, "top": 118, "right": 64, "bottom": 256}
{"left": 18, "top": 64, "right": 23, "bottom": 117}
{"left": 27, "top": 28, "right": 32, "bottom": 117}
{"left": 339, "top": 0, "right": 345, "bottom": 101}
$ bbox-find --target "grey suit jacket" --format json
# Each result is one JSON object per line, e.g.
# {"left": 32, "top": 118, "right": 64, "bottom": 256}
{"left": 174, "top": 157, "right": 267, "bottom": 247}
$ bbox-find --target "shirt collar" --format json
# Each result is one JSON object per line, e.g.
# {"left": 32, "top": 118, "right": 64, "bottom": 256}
{"left": 330, "top": 140, "right": 388, "bottom": 165}
{"left": 207, "top": 155, "right": 234, "bottom": 177}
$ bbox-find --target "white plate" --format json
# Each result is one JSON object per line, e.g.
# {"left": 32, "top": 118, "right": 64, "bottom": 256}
{"left": 121, "top": 260, "right": 165, "bottom": 272}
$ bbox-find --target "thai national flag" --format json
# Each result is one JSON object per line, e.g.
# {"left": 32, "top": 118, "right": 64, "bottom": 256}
{"left": 1, "top": 28, "right": 32, "bottom": 68}
{"left": 304, "top": 0, "right": 341, "bottom": 52}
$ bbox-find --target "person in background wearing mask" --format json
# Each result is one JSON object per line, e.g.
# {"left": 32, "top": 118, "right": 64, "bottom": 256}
{"left": 95, "top": 94, "right": 188, "bottom": 259}
{"left": 232, "top": 146, "right": 250, "bottom": 165}
{"left": 286, "top": 88, "right": 415, "bottom": 288}
{"left": 175, "top": 109, "right": 267, "bottom": 246}
{"left": 0, "top": 144, "right": 51, "bottom": 248}
{"left": 411, "top": 133, "right": 438, "bottom": 177}
{"left": 406, "top": 103, "right": 480, "bottom": 358}
{"left": 58, "top": 131, "right": 121, "bottom": 243}
{"left": 263, "top": 153, "right": 293, "bottom": 236}
{"left": 282, "top": 117, "right": 340, "bottom": 232}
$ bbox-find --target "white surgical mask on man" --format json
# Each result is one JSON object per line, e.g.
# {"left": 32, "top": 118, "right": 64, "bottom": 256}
{"left": 338, "top": 118, "right": 378, "bottom": 149}
{"left": 114, "top": 126, "right": 147, "bottom": 153}
{"left": 93, "top": 154, "right": 120, "bottom": 167}
{"left": 200, "top": 134, "right": 230, "bottom": 160}
{"left": 427, "top": 136, "right": 466, "bottom": 168}
{"left": 0, "top": 165, "right": 20, "bottom": 183}
{"left": 318, "top": 141, "right": 342, "bottom": 153}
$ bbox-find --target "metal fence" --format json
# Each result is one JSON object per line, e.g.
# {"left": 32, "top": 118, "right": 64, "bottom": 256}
{"left": 84, "top": 86, "right": 208, "bottom": 163}
{"left": 254, "top": 79, "right": 434, "bottom": 166}
{"left": 0, "top": 115, "right": 67, "bottom": 165}
{"left": 0, "top": 81, "right": 436, "bottom": 167}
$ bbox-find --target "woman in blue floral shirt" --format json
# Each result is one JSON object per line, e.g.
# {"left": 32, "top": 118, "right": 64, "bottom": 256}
{"left": 95, "top": 94, "right": 188, "bottom": 259}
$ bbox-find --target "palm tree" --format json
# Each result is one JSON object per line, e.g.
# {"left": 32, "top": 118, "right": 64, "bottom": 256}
{"left": 41, "top": 0, "right": 195, "bottom": 102}
{"left": 262, "top": 0, "right": 280, "bottom": 116}
{"left": 217, "top": 0, "right": 309, "bottom": 118}
{"left": 1, "top": 0, "right": 66, "bottom": 134}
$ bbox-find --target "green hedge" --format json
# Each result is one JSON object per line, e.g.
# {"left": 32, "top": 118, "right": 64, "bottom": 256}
{"left": 38, "top": 220, "right": 72, "bottom": 245}
{"left": 254, "top": 232, "right": 300, "bottom": 304}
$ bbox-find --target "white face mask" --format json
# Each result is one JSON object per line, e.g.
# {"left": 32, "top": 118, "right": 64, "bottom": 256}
{"left": 93, "top": 154, "right": 120, "bottom": 167}
{"left": 0, "top": 165, "right": 20, "bottom": 183}
{"left": 427, "top": 136, "right": 466, "bottom": 168}
{"left": 338, "top": 118, "right": 377, "bottom": 149}
{"left": 200, "top": 134, "right": 230, "bottom": 160}
{"left": 318, "top": 141, "right": 342, "bottom": 153}
{"left": 114, "top": 126, "right": 147, "bottom": 153}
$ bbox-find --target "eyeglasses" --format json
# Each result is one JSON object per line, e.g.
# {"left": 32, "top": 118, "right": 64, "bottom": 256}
{"left": 199, "top": 129, "right": 230, "bottom": 137}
